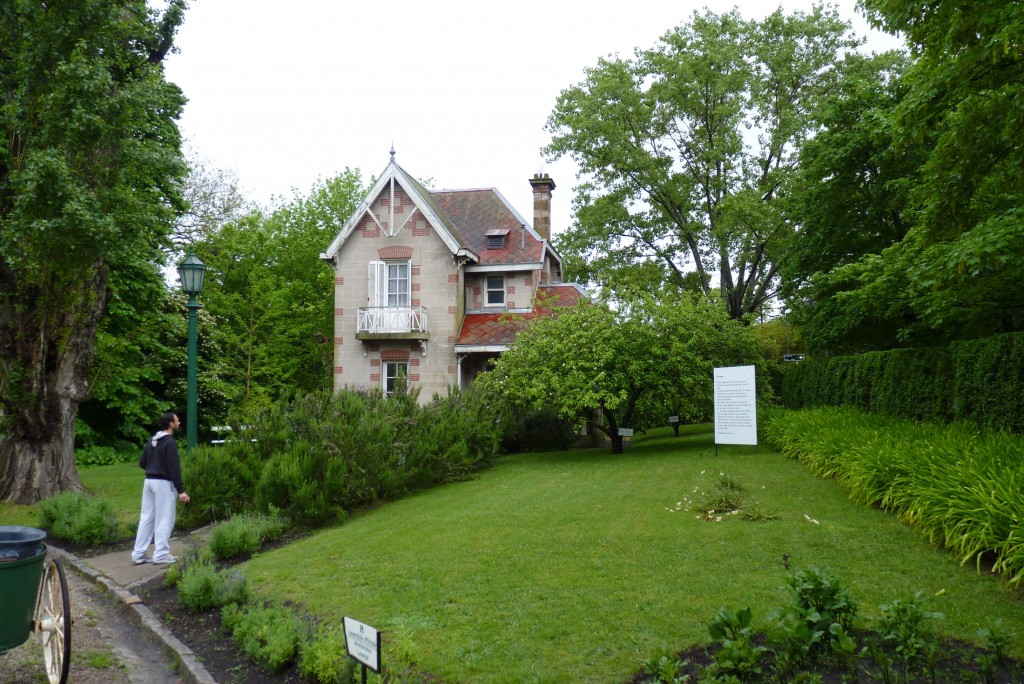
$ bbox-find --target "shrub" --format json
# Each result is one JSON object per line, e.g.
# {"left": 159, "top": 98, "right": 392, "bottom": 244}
{"left": 177, "top": 561, "right": 248, "bottom": 612}
{"left": 74, "top": 446, "right": 134, "bottom": 467}
{"left": 221, "top": 602, "right": 308, "bottom": 673}
{"left": 178, "top": 445, "right": 257, "bottom": 528}
{"left": 299, "top": 623, "right": 357, "bottom": 683}
{"left": 208, "top": 511, "right": 289, "bottom": 560}
{"left": 766, "top": 407, "right": 1024, "bottom": 587}
{"left": 37, "top": 492, "right": 119, "bottom": 546}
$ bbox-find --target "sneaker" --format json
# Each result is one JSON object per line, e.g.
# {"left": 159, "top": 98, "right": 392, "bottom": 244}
{"left": 132, "top": 557, "right": 149, "bottom": 565}
{"left": 151, "top": 555, "right": 178, "bottom": 565}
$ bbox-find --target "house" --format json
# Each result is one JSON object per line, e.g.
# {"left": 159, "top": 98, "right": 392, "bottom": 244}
{"left": 320, "top": 152, "right": 587, "bottom": 401}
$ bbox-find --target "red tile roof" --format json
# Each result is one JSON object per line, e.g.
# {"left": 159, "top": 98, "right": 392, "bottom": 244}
{"left": 432, "top": 190, "right": 543, "bottom": 266}
{"left": 455, "top": 284, "right": 587, "bottom": 346}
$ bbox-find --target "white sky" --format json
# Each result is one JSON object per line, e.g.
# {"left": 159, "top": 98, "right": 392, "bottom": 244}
{"left": 163, "top": 0, "right": 904, "bottom": 236}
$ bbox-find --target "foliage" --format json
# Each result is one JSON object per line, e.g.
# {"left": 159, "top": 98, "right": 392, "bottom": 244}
{"left": 221, "top": 602, "right": 308, "bottom": 673}
{"left": 177, "top": 560, "right": 249, "bottom": 612}
{"left": 704, "top": 607, "right": 766, "bottom": 681}
{"left": 643, "top": 648, "right": 692, "bottom": 684}
{"left": 780, "top": 331, "right": 1024, "bottom": 434}
{"left": 545, "top": 6, "right": 859, "bottom": 318}
{"left": 194, "top": 171, "right": 367, "bottom": 422}
{"left": 207, "top": 510, "right": 289, "bottom": 561}
{"left": 0, "top": 0, "right": 188, "bottom": 502}
{"left": 182, "top": 386, "right": 498, "bottom": 527}
{"left": 482, "top": 295, "right": 768, "bottom": 453}
{"left": 74, "top": 446, "right": 135, "bottom": 468}
{"left": 766, "top": 407, "right": 1024, "bottom": 587}
{"left": 767, "top": 566, "right": 858, "bottom": 675}
{"left": 177, "top": 445, "right": 258, "bottom": 528}
{"left": 873, "top": 591, "right": 945, "bottom": 679}
{"left": 497, "top": 407, "right": 578, "bottom": 453}
{"left": 37, "top": 492, "right": 118, "bottom": 546}
{"left": 299, "top": 624, "right": 358, "bottom": 684}
{"left": 786, "top": 0, "right": 1024, "bottom": 350}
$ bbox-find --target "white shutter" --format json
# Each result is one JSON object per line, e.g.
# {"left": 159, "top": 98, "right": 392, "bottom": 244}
{"left": 368, "top": 261, "right": 386, "bottom": 307}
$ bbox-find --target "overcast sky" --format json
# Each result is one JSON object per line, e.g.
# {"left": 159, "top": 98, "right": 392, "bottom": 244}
{"left": 162, "top": 1, "right": 904, "bottom": 235}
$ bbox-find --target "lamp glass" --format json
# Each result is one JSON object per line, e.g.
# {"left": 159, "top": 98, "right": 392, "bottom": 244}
{"left": 178, "top": 251, "right": 207, "bottom": 295}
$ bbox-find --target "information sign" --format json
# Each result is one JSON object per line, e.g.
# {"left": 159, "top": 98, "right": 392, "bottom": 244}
{"left": 713, "top": 365, "right": 757, "bottom": 445}
{"left": 343, "top": 617, "right": 381, "bottom": 673}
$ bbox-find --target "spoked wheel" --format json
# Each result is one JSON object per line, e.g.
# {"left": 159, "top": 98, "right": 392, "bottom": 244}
{"left": 35, "top": 557, "right": 71, "bottom": 684}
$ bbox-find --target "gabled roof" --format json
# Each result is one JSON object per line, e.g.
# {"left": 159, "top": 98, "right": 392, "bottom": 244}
{"left": 455, "top": 284, "right": 589, "bottom": 349}
{"left": 321, "top": 158, "right": 477, "bottom": 262}
{"left": 433, "top": 189, "right": 544, "bottom": 267}
{"left": 321, "top": 157, "right": 559, "bottom": 270}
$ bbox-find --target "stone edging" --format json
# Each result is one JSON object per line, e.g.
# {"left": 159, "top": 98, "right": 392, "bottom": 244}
{"left": 46, "top": 545, "right": 217, "bottom": 684}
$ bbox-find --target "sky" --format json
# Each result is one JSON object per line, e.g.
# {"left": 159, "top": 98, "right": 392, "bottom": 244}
{"left": 162, "top": 0, "right": 904, "bottom": 237}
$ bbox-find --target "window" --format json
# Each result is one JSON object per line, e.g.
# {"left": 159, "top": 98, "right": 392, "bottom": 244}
{"left": 384, "top": 361, "right": 408, "bottom": 395}
{"left": 369, "top": 260, "right": 410, "bottom": 308}
{"left": 485, "top": 275, "right": 505, "bottom": 306}
{"left": 387, "top": 262, "right": 409, "bottom": 307}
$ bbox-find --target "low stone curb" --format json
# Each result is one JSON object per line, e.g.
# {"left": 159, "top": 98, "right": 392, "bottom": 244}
{"left": 46, "top": 545, "right": 218, "bottom": 684}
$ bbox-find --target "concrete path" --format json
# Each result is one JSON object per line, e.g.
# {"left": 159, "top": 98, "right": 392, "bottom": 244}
{"left": 49, "top": 527, "right": 218, "bottom": 684}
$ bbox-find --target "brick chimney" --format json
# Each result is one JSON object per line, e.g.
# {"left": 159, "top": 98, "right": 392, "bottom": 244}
{"left": 528, "top": 173, "right": 556, "bottom": 241}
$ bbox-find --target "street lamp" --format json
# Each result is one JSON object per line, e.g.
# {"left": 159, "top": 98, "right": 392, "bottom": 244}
{"left": 177, "top": 246, "right": 206, "bottom": 453}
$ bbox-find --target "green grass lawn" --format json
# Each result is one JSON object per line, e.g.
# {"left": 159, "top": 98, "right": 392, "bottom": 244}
{"left": 242, "top": 425, "right": 1024, "bottom": 683}
{"left": 0, "top": 462, "right": 140, "bottom": 535}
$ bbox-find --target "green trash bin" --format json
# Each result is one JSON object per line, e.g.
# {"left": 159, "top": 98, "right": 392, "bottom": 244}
{"left": 0, "top": 526, "right": 48, "bottom": 652}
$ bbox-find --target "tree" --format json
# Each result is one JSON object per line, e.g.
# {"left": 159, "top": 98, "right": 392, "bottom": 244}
{"left": 782, "top": 0, "right": 1024, "bottom": 350}
{"left": 195, "top": 171, "right": 366, "bottom": 420}
{"left": 781, "top": 50, "right": 933, "bottom": 352}
{"left": 545, "top": 6, "right": 858, "bottom": 319}
{"left": 482, "top": 295, "right": 767, "bottom": 454}
{"left": 0, "top": 1, "right": 187, "bottom": 503}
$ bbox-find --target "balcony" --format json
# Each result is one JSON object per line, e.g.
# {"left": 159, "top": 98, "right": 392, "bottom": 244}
{"left": 356, "top": 306, "right": 430, "bottom": 340}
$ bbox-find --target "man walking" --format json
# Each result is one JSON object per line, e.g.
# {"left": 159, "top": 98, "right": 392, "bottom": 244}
{"left": 132, "top": 411, "right": 190, "bottom": 565}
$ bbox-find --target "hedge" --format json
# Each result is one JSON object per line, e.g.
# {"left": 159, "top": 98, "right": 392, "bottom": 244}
{"left": 780, "top": 331, "right": 1024, "bottom": 433}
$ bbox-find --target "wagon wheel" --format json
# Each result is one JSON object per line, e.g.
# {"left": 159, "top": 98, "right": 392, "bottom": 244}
{"left": 35, "top": 557, "right": 71, "bottom": 684}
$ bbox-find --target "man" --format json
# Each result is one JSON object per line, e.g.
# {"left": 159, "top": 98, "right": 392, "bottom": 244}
{"left": 132, "top": 412, "right": 190, "bottom": 564}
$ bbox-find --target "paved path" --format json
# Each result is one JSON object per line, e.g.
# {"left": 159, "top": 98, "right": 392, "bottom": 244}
{"left": 48, "top": 528, "right": 218, "bottom": 684}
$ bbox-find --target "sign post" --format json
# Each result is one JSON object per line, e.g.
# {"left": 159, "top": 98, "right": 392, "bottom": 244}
{"left": 343, "top": 617, "right": 381, "bottom": 684}
{"left": 713, "top": 365, "right": 758, "bottom": 453}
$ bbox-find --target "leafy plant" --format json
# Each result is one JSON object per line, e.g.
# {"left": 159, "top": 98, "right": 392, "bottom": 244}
{"left": 177, "top": 561, "right": 248, "bottom": 612}
{"left": 643, "top": 648, "right": 691, "bottom": 683}
{"left": 37, "top": 491, "right": 119, "bottom": 546}
{"left": 299, "top": 623, "right": 358, "bottom": 684}
{"left": 74, "top": 446, "right": 134, "bottom": 467}
{"left": 221, "top": 602, "right": 308, "bottom": 673}
{"left": 875, "top": 591, "right": 944, "bottom": 678}
{"left": 703, "top": 607, "right": 766, "bottom": 682}
{"left": 207, "top": 510, "right": 289, "bottom": 560}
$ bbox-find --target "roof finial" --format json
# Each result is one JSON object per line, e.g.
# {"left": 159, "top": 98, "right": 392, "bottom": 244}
{"left": 390, "top": 143, "right": 395, "bottom": 162}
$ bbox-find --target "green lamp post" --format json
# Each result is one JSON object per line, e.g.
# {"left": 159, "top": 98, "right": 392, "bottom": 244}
{"left": 177, "top": 246, "right": 207, "bottom": 453}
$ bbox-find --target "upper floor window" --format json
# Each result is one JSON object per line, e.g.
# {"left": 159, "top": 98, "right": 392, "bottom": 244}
{"left": 485, "top": 275, "right": 505, "bottom": 306}
{"left": 369, "top": 260, "right": 410, "bottom": 308}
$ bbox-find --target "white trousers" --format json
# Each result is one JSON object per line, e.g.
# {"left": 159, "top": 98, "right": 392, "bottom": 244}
{"left": 132, "top": 479, "right": 178, "bottom": 562}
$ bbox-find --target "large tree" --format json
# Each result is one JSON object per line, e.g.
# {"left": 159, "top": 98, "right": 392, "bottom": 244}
{"left": 0, "top": 1, "right": 188, "bottom": 502}
{"left": 782, "top": 0, "right": 1024, "bottom": 350}
{"left": 482, "top": 295, "right": 767, "bottom": 453}
{"left": 545, "top": 5, "right": 858, "bottom": 319}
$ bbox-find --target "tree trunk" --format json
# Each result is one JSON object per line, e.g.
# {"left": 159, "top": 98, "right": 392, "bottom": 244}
{"left": 0, "top": 266, "right": 107, "bottom": 504}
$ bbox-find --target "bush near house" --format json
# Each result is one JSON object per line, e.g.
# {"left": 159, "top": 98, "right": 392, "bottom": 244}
{"left": 780, "top": 330, "right": 1024, "bottom": 432}
{"left": 766, "top": 406, "right": 1024, "bottom": 588}
{"left": 180, "top": 384, "right": 500, "bottom": 528}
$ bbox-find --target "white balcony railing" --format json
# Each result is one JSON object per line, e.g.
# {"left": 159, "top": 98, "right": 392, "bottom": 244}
{"left": 357, "top": 306, "right": 428, "bottom": 334}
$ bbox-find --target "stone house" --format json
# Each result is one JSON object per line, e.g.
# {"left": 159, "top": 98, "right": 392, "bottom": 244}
{"left": 320, "top": 153, "right": 587, "bottom": 401}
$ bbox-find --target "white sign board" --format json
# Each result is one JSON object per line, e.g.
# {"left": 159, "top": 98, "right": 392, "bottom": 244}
{"left": 713, "top": 365, "right": 758, "bottom": 445}
{"left": 617, "top": 427, "right": 634, "bottom": 437}
{"left": 343, "top": 617, "right": 381, "bottom": 672}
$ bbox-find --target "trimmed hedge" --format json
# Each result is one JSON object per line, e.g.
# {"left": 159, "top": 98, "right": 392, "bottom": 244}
{"left": 780, "top": 331, "right": 1024, "bottom": 433}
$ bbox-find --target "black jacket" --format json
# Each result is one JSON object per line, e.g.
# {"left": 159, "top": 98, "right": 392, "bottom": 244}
{"left": 139, "top": 433, "right": 185, "bottom": 493}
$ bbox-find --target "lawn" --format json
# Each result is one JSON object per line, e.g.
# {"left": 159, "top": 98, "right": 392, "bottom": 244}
{"left": 241, "top": 425, "right": 1024, "bottom": 683}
